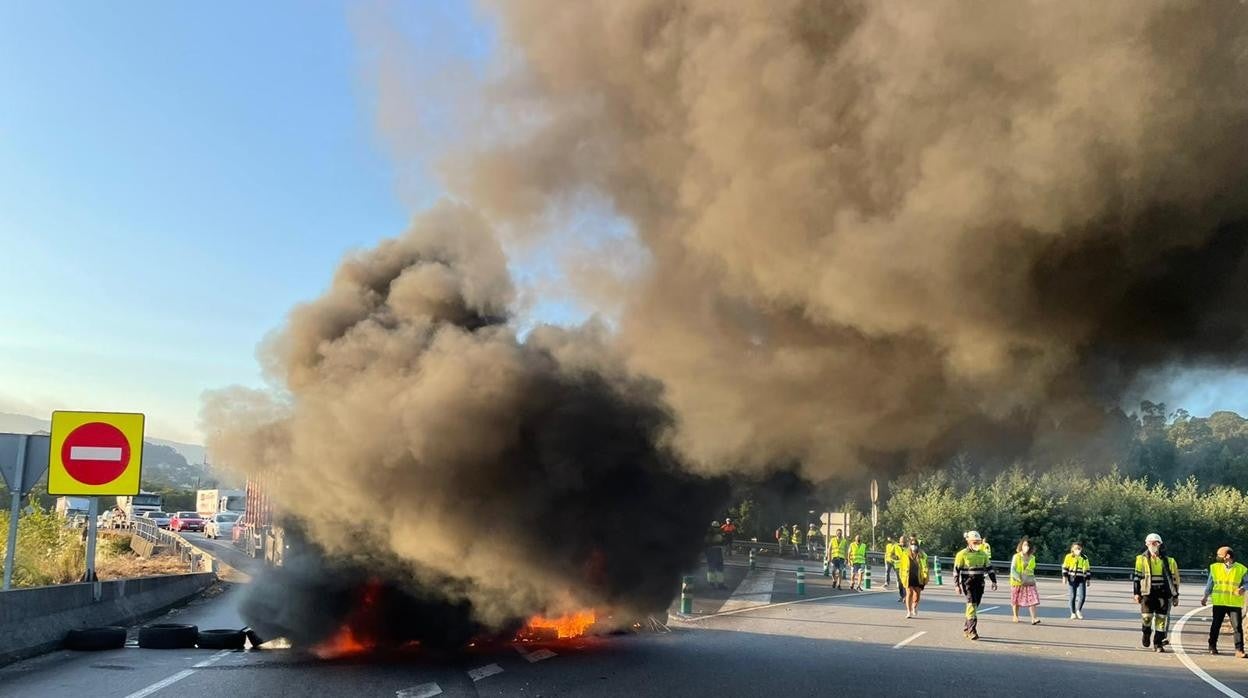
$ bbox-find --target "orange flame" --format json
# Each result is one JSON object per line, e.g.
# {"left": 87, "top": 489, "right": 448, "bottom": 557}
{"left": 313, "top": 625, "right": 373, "bottom": 659}
{"left": 524, "top": 610, "right": 597, "bottom": 639}
{"left": 311, "top": 579, "right": 384, "bottom": 659}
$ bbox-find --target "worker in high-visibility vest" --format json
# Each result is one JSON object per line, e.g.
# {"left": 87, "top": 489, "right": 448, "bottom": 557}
{"left": 896, "top": 538, "right": 929, "bottom": 618}
{"left": 894, "top": 535, "right": 909, "bottom": 602}
{"left": 1062, "top": 542, "right": 1092, "bottom": 620}
{"left": 954, "top": 530, "right": 997, "bottom": 640}
{"left": 824, "top": 529, "right": 848, "bottom": 589}
{"left": 1200, "top": 546, "right": 1247, "bottom": 658}
{"left": 848, "top": 535, "right": 868, "bottom": 591}
{"left": 790, "top": 523, "right": 805, "bottom": 560}
{"left": 806, "top": 524, "right": 821, "bottom": 559}
{"left": 883, "top": 537, "right": 897, "bottom": 589}
{"left": 705, "top": 521, "right": 726, "bottom": 589}
{"left": 1133, "top": 533, "right": 1180, "bottom": 653}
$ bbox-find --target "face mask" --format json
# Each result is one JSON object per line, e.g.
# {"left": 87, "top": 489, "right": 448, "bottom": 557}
{"left": 969, "top": 542, "right": 980, "bottom": 550}
{"left": 1022, "top": 546, "right": 1030, "bottom": 554}
{"left": 1072, "top": 548, "right": 1082, "bottom": 556}
{"left": 910, "top": 544, "right": 918, "bottom": 552}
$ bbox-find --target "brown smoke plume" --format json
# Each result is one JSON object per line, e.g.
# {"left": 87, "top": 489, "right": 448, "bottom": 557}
{"left": 435, "top": 0, "right": 1248, "bottom": 474}
{"left": 203, "top": 203, "right": 724, "bottom": 644}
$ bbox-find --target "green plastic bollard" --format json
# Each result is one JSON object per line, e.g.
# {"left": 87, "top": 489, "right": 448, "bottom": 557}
{"left": 864, "top": 565, "right": 872, "bottom": 590}
{"left": 796, "top": 566, "right": 806, "bottom": 596}
{"left": 934, "top": 555, "right": 943, "bottom": 586}
{"left": 681, "top": 575, "right": 694, "bottom": 614}
{"left": 749, "top": 548, "right": 756, "bottom": 570}
{"left": 823, "top": 560, "right": 831, "bottom": 577}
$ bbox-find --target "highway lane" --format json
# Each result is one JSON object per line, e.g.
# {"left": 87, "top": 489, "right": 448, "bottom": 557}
{"left": 3, "top": 561, "right": 1247, "bottom": 697}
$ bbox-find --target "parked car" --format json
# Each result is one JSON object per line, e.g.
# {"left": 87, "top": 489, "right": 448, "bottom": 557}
{"left": 170, "top": 511, "right": 205, "bottom": 532}
{"left": 204, "top": 512, "right": 241, "bottom": 540}
{"left": 142, "top": 511, "right": 172, "bottom": 528}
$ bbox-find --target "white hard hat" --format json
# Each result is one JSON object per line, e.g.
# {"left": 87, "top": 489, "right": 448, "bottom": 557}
{"left": 965, "top": 530, "right": 983, "bottom": 541}
{"left": 711, "top": 521, "right": 720, "bottom": 527}
{"left": 1145, "top": 533, "right": 1162, "bottom": 544}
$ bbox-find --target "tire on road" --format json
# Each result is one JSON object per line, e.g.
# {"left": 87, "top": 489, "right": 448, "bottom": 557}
{"left": 197, "top": 628, "right": 246, "bottom": 650}
{"left": 138, "top": 623, "right": 199, "bottom": 649}
{"left": 64, "top": 626, "right": 127, "bottom": 651}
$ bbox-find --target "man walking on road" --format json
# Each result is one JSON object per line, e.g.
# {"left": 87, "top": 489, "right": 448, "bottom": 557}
{"left": 806, "top": 523, "right": 820, "bottom": 559}
{"left": 705, "top": 521, "right": 726, "bottom": 590}
{"left": 955, "top": 530, "right": 997, "bottom": 640}
{"left": 825, "top": 528, "right": 848, "bottom": 589}
{"left": 776, "top": 524, "right": 789, "bottom": 557}
{"left": 720, "top": 518, "right": 737, "bottom": 558}
{"left": 895, "top": 535, "right": 909, "bottom": 602}
{"left": 1200, "top": 546, "right": 1247, "bottom": 658}
{"left": 1133, "top": 533, "right": 1180, "bottom": 652}
{"left": 848, "top": 534, "right": 868, "bottom": 590}
{"left": 791, "top": 523, "right": 805, "bottom": 559}
{"left": 883, "top": 536, "right": 897, "bottom": 589}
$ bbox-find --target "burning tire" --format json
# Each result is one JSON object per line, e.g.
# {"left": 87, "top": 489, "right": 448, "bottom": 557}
{"left": 138, "top": 624, "right": 199, "bottom": 649}
{"left": 64, "top": 626, "right": 127, "bottom": 651}
{"left": 197, "top": 628, "right": 246, "bottom": 650}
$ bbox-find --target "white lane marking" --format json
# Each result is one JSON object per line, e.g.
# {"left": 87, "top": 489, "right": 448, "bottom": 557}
{"left": 468, "top": 663, "right": 503, "bottom": 682}
{"left": 718, "top": 570, "right": 776, "bottom": 613}
{"left": 1173, "top": 604, "right": 1245, "bottom": 698}
{"left": 69, "top": 446, "right": 122, "bottom": 461}
{"left": 397, "top": 683, "right": 443, "bottom": 698}
{"left": 123, "top": 669, "right": 197, "bottom": 698}
{"left": 980, "top": 606, "right": 1000, "bottom": 612}
{"left": 524, "top": 649, "right": 556, "bottom": 662}
{"left": 192, "top": 650, "right": 231, "bottom": 668}
{"left": 893, "top": 631, "right": 926, "bottom": 649}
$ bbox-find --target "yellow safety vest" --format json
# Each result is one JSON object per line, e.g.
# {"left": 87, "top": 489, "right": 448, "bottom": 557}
{"left": 896, "top": 550, "right": 929, "bottom": 587}
{"left": 1210, "top": 562, "right": 1248, "bottom": 608}
{"left": 1010, "top": 553, "right": 1036, "bottom": 587}
{"left": 849, "top": 542, "right": 867, "bottom": 564}
{"left": 884, "top": 543, "right": 896, "bottom": 563}
{"left": 829, "top": 537, "right": 846, "bottom": 558}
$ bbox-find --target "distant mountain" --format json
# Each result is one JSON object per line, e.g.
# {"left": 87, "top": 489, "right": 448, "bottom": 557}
{"left": 0, "top": 411, "right": 217, "bottom": 489}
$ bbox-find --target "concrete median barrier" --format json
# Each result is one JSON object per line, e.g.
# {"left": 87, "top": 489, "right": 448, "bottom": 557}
{"left": 0, "top": 572, "right": 215, "bottom": 666}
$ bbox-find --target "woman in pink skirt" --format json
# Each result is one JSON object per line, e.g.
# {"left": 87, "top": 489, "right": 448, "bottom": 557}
{"left": 1010, "top": 537, "right": 1041, "bottom": 624}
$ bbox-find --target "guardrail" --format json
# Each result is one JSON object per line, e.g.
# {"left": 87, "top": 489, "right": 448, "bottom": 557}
{"left": 132, "top": 518, "right": 214, "bottom": 574}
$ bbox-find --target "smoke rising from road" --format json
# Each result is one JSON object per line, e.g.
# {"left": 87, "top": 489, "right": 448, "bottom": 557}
{"left": 206, "top": 0, "right": 1248, "bottom": 645}
{"left": 203, "top": 203, "right": 724, "bottom": 645}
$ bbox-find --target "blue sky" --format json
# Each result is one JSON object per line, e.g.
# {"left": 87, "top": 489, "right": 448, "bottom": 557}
{"left": 0, "top": 1, "right": 1243, "bottom": 443}
{"left": 0, "top": 1, "right": 569, "bottom": 441}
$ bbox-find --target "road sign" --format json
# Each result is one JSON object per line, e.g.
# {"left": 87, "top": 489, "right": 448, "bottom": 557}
{"left": 47, "top": 411, "right": 144, "bottom": 495}
{"left": 0, "top": 434, "right": 50, "bottom": 494}
{"left": 870, "top": 479, "right": 878, "bottom": 503}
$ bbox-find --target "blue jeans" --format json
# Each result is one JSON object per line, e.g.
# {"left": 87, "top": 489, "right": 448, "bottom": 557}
{"left": 1067, "top": 580, "right": 1087, "bottom": 612}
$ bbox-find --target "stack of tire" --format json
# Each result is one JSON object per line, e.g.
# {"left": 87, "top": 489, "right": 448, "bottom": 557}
{"left": 64, "top": 624, "right": 246, "bottom": 651}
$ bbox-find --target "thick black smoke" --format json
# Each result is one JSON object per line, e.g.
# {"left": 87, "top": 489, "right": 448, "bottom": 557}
{"left": 204, "top": 203, "right": 725, "bottom": 647}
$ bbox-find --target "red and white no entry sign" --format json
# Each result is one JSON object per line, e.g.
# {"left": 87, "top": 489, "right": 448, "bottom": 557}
{"left": 61, "top": 422, "right": 131, "bottom": 485}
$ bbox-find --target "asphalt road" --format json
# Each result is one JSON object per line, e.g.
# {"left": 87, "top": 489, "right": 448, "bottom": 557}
{"left": 3, "top": 553, "right": 1248, "bottom": 697}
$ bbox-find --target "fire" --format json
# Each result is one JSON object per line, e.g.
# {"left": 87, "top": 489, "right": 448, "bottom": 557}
{"left": 311, "top": 579, "right": 383, "bottom": 659}
{"left": 313, "top": 625, "right": 373, "bottom": 659}
{"left": 523, "top": 610, "right": 597, "bottom": 639}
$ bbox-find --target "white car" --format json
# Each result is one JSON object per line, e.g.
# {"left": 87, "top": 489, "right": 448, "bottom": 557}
{"left": 142, "top": 511, "right": 172, "bottom": 528}
{"left": 205, "top": 512, "right": 241, "bottom": 540}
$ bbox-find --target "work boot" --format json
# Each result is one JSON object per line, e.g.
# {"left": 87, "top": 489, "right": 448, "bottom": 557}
{"left": 968, "top": 630, "right": 980, "bottom": 641}
{"left": 1210, "top": 645, "right": 1220, "bottom": 655}
{"left": 1155, "top": 644, "right": 1166, "bottom": 653}
{"left": 1142, "top": 629, "right": 1152, "bottom": 648}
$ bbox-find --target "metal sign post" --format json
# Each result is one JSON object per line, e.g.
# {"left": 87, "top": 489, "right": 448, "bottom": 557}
{"left": 3, "top": 436, "right": 26, "bottom": 590}
{"left": 84, "top": 497, "right": 99, "bottom": 582}
{"left": 869, "top": 479, "right": 879, "bottom": 551}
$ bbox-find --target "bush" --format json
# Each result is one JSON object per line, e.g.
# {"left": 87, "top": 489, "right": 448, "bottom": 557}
{"left": 880, "top": 466, "right": 1245, "bottom": 568}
